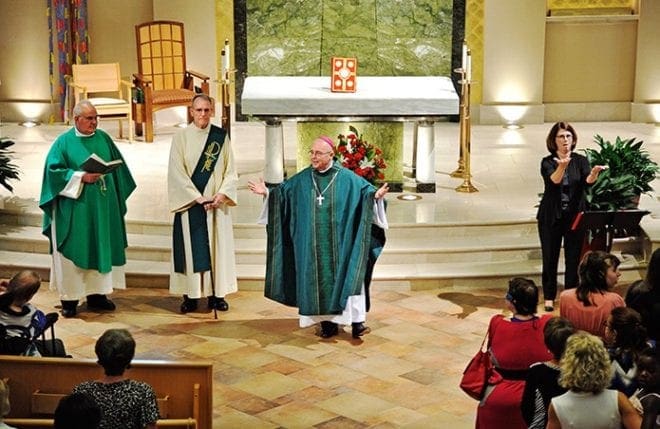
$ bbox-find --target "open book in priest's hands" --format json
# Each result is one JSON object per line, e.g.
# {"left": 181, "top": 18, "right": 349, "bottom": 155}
{"left": 81, "top": 153, "right": 123, "bottom": 174}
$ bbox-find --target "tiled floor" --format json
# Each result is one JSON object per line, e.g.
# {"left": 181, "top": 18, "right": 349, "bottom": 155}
{"left": 2, "top": 117, "right": 659, "bottom": 427}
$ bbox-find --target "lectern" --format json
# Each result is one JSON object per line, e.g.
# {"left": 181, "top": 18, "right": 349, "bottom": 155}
{"left": 571, "top": 209, "right": 650, "bottom": 253}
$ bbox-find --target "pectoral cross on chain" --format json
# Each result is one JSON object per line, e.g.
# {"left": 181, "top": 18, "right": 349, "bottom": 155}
{"left": 316, "top": 194, "right": 324, "bottom": 206}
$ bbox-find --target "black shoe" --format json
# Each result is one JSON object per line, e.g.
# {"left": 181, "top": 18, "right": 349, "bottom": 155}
{"left": 320, "top": 321, "right": 339, "bottom": 338}
{"left": 207, "top": 296, "right": 229, "bottom": 311}
{"left": 61, "top": 300, "right": 78, "bottom": 318}
{"left": 352, "top": 322, "right": 371, "bottom": 339}
{"left": 86, "top": 294, "right": 116, "bottom": 311}
{"left": 180, "top": 296, "right": 199, "bottom": 313}
{"left": 544, "top": 305, "right": 554, "bottom": 312}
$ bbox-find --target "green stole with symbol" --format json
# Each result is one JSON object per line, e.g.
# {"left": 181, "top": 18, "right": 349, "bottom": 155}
{"left": 172, "top": 125, "right": 226, "bottom": 273}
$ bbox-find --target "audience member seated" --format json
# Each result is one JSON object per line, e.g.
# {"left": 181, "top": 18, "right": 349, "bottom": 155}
{"left": 521, "top": 316, "right": 575, "bottom": 428}
{"left": 0, "top": 378, "right": 17, "bottom": 429}
{"left": 475, "top": 278, "right": 553, "bottom": 429}
{"left": 559, "top": 251, "right": 624, "bottom": 337}
{"left": 73, "top": 329, "right": 160, "bottom": 429}
{"left": 0, "top": 270, "right": 58, "bottom": 356}
{"left": 54, "top": 392, "right": 102, "bottom": 429}
{"left": 547, "top": 332, "right": 641, "bottom": 429}
{"left": 629, "top": 347, "right": 660, "bottom": 429}
{"left": 605, "top": 306, "right": 654, "bottom": 397}
{"left": 626, "top": 247, "right": 660, "bottom": 341}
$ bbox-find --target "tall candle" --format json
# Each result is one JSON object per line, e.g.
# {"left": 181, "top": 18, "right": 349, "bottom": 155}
{"left": 221, "top": 49, "right": 227, "bottom": 80}
{"left": 466, "top": 51, "right": 472, "bottom": 82}
{"left": 223, "top": 39, "right": 231, "bottom": 78}
{"left": 462, "top": 42, "right": 468, "bottom": 71}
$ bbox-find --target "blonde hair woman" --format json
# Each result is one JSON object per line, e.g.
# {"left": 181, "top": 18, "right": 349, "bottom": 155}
{"left": 546, "top": 332, "right": 641, "bottom": 429}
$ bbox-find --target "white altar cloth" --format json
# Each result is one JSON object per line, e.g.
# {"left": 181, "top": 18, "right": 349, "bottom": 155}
{"left": 241, "top": 76, "right": 458, "bottom": 117}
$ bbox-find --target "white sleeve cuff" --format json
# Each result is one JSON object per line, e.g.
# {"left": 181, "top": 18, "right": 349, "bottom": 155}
{"left": 59, "top": 171, "right": 85, "bottom": 199}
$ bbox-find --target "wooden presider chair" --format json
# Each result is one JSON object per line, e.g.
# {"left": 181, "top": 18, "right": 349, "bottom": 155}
{"left": 133, "top": 20, "right": 210, "bottom": 142}
{"left": 69, "top": 63, "right": 134, "bottom": 142}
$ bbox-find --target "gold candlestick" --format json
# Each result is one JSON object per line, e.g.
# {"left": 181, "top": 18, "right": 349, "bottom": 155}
{"left": 455, "top": 52, "right": 478, "bottom": 193}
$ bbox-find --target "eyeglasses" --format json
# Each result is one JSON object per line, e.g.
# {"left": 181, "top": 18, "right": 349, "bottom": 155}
{"left": 193, "top": 108, "right": 211, "bottom": 113}
{"left": 505, "top": 292, "right": 513, "bottom": 302}
{"left": 556, "top": 133, "right": 572, "bottom": 139}
{"left": 79, "top": 115, "right": 98, "bottom": 121}
{"left": 308, "top": 150, "right": 333, "bottom": 157}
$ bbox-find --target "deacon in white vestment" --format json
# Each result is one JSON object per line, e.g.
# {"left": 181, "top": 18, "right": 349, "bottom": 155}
{"left": 167, "top": 94, "right": 238, "bottom": 313}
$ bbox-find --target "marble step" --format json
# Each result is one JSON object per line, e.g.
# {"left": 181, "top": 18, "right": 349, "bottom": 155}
{"left": 0, "top": 222, "right": 546, "bottom": 265}
{"left": 0, "top": 247, "right": 644, "bottom": 292}
{"left": 0, "top": 218, "right": 647, "bottom": 290}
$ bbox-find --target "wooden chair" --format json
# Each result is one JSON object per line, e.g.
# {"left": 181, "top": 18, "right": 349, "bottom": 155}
{"left": 133, "top": 20, "right": 210, "bottom": 143}
{"left": 68, "top": 63, "right": 134, "bottom": 142}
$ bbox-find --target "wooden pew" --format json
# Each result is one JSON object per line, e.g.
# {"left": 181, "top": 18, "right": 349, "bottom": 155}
{"left": 0, "top": 356, "right": 212, "bottom": 429}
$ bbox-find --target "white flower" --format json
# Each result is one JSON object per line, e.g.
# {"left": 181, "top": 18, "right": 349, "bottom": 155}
{"left": 359, "top": 158, "right": 375, "bottom": 169}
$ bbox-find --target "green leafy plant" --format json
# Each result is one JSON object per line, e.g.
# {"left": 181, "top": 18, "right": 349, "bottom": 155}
{"left": 582, "top": 135, "right": 659, "bottom": 211}
{"left": 0, "top": 138, "right": 20, "bottom": 192}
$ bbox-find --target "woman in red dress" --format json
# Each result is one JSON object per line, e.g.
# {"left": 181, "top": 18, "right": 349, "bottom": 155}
{"left": 476, "top": 278, "right": 553, "bottom": 428}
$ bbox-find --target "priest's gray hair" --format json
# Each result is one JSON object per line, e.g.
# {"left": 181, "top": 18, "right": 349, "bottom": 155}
{"left": 73, "top": 100, "right": 95, "bottom": 117}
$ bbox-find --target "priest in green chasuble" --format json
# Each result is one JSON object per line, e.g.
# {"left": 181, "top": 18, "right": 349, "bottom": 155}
{"left": 248, "top": 136, "right": 389, "bottom": 339}
{"left": 39, "top": 100, "right": 136, "bottom": 318}
{"left": 168, "top": 94, "right": 238, "bottom": 313}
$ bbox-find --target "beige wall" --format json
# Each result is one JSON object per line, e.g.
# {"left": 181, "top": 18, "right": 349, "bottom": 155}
{"left": 631, "top": 0, "right": 660, "bottom": 122}
{"left": 544, "top": 17, "right": 637, "bottom": 103}
{"left": 87, "top": 0, "right": 153, "bottom": 79}
{"left": 482, "top": 0, "right": 546, "bottom": 104}
{"left": 479, "top": 0, "right": 546, "bottom": 124}
{"left": 154, "top": 0, "right": 218, "bottom": 99}
{"left": 0, "top": 0, "right": 51, "bottom": 121}
{"left": 635, "top": 0, "right": 660, "bottom": 101}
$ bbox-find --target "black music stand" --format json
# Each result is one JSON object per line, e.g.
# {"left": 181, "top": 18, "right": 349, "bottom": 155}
{"left": 571, "top": 209, "right": 650, "bottom": 253}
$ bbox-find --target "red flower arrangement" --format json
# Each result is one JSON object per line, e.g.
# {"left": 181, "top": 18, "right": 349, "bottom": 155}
{"left": 336, "top": 126, "right": 386, "bottom": 185}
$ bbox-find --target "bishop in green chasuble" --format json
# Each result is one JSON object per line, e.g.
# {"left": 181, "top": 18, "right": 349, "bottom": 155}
{"left": 250, "top": 136, "right": 389, "bottom": 338}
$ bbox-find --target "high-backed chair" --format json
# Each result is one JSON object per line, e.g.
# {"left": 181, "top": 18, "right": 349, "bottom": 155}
{"left": 133, "top": 20, "right": 210, "bottom": 142}
{"left": 69, "top": 63, "right": 134, "bottom": 142}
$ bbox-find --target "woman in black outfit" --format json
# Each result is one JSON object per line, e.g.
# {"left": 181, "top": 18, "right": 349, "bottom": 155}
{"left": 536, "top": 122, "right": 606, "bottom": 311}
{"left": 521, "top": 316, "right": 575, "bottom": 428}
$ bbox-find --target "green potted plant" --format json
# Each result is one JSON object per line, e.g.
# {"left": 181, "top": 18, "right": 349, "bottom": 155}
{"left": 0, "top": 138, "right": 20, "bottom": 192}
{"left": 577, "top": 135, "right": 658, "bottom": 252}
{"left": 582, "top": 135, "right": 659, "bottom": 211}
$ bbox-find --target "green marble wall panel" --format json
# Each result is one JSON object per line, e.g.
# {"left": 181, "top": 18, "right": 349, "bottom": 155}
{"left": 248, "top": 37, "right": 322, "bottom": 76}
{"left": 378, "top": 37, "right": 451, "bottom": 76}
{"left": 377, "top": 0, "right": 452, "bottom": 38}
{"left": 247, "top": 1, "right": 323, "bottom": 38}
{"left": 322, "top": 0, "right": 377, "bottom": 38}
{"left": 247, "top": 0, "right": 323, "bottom": 75}
{"left": 246, "top": 0, "right": 452, "bottom": 77}
{"left": 297, "top": 122, "right": 403, "bottom": 184}
{"left": 321, "top": 38, "right": 380, "bottom": 76}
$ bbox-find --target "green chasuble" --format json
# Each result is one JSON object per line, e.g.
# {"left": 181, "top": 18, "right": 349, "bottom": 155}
{"left": 265, "top": 161, "right": 378, "bottom": 315}
{"left": 39, "top": 128, "right": 136, "bottom": 273}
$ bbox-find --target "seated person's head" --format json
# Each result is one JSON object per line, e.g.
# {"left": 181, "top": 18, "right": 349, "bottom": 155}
{"left": 0, "top": 378, "right": 10, "bottom": 419}
{"left": 578, "top": 251, "right": 620, "bottom": 292}
{"left": 559, "top": 332, "right": 612, "bottom": 394}
{"left": 505, "top": 277, "right": 539, "bottom": 316}
{"left": 544, "top": 317, "right": 575, "bottom": 360}
{"left": 0, "top": 270, "right": 41, "bottom": 307}
{"left": 54, "top": 392, "right": 101, "bottom": 429}
{"left": 636, "top": 347, "right": 660, "bottom": 392}
{"left": 95, "top": 329, "right": 136, "bottom": 376}
{"left": 604, "top": 306, "right": 648, "bottom": 350}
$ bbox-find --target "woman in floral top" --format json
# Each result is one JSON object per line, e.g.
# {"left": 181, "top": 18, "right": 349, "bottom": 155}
{"left": 73, "top": 329, "right": 159, "bottom": 429}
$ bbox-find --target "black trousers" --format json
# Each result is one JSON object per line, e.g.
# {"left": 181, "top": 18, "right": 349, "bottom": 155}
{"left": 538, "top": 213, "right": 584, "bottom": 301}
